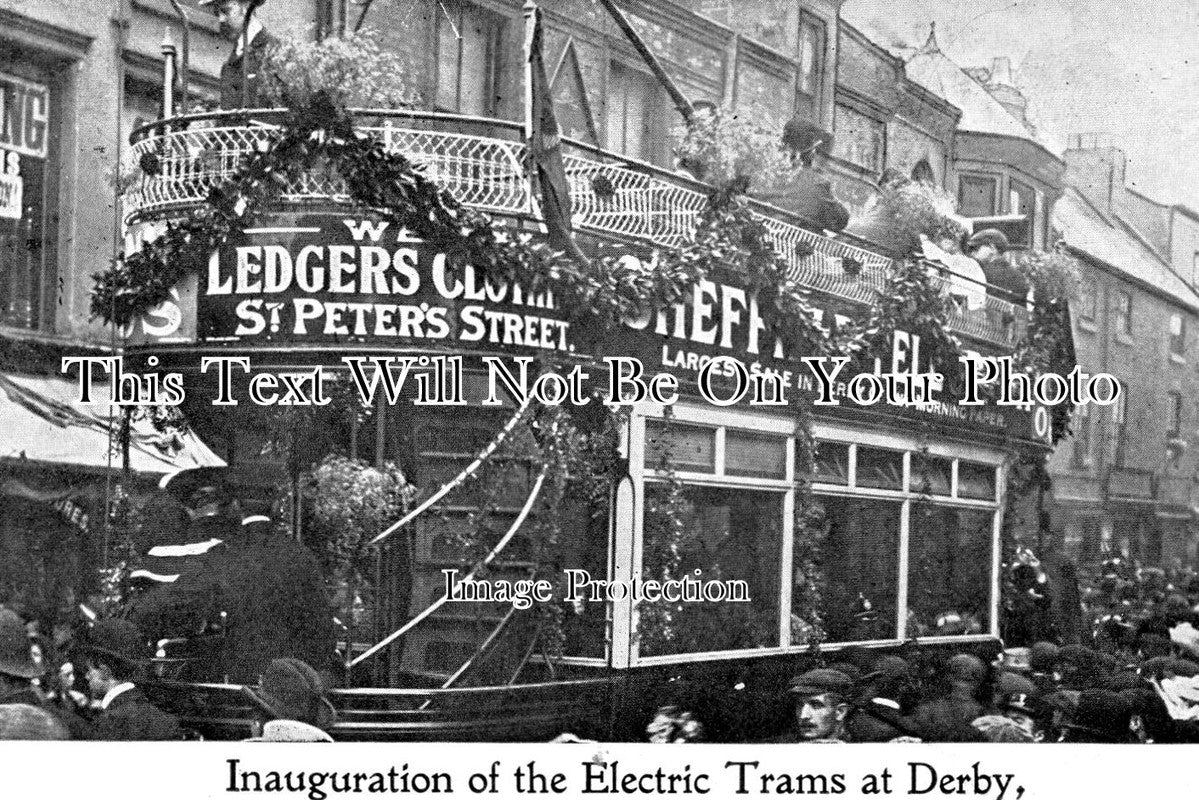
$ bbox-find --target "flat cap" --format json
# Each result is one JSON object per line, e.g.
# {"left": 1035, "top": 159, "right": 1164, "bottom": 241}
{"left": 787, "top": 668, "right": 853, "bottom": 697}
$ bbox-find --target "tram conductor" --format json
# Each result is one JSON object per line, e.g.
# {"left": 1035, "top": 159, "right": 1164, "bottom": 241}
{"left": 128, "top": 467, "right": 336, "bottom": 685}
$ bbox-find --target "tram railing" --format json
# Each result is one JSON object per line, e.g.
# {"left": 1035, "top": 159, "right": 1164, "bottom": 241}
{"left": 125, "top": 109, "right": 1027, "bottom": 347}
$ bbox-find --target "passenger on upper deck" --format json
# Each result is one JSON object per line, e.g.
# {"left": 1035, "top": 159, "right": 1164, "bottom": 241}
{"left": 201, "top": 0, "right": 279, "bottom": 109}
{"left": 775, "top": 117, "right": 851, "bottom": 234}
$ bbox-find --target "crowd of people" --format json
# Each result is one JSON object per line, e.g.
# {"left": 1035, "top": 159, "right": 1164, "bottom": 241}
{"left": 746, "top": 554, "right": 1199, "bottom": 744}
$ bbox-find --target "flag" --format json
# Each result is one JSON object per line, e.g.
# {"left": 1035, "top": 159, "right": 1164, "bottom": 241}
{"left": 528, "top": 7, "right": 589, "bottom": 264}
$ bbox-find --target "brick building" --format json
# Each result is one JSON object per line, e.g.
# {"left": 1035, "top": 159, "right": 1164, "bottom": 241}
{"left": 1050, "top": 143, "right": 1199, "bottom": 571}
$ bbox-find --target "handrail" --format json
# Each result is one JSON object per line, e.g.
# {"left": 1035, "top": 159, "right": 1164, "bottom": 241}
{"left": 122, "top": 109, "right": 1030, "bottom": 347}
{"left": 369, "top": 391, "right": 534, "bottom": 546}
{"left": 351, "top": 463, "right": 550, "bottom": 668}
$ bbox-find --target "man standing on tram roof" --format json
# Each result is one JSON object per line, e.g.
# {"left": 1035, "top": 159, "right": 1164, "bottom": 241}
{"left": 201, "top": 0, "right": 279, "bottom": 109}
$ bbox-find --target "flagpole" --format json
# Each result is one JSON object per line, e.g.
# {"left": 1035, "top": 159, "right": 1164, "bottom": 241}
{"left": 522, "top": 0, "right": 537, "bottom": 214}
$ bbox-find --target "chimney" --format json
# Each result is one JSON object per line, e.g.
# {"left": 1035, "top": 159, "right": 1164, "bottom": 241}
{"left": 1064, "top": 135, "right": 1127, "bottom": 214}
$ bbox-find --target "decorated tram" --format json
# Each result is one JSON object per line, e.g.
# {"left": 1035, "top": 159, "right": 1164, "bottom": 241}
{"left": 94, "top": 90, "right": 1065, "bottom": 741}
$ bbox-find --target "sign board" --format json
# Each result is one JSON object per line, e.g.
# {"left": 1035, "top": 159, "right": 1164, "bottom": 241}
{"left": 0, "top": 73, "right": 50, "bottom": 160}
{"left": 197, "top": 212, "right": 574, "bottom": 355}
{"left": 0, "top": 169, "right": 20, "bottom": 220}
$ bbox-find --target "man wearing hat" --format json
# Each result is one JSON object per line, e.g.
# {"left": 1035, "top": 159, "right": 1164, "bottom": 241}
{"left": 130, "top": 468, "right": 336, "bottom": 684}
{"left": 202, "top": 0, "right": 278, "bottom": 109}
{"left": 773, "top": 116, "right": 850, "bottom": 233}
{"left": 785, "top": 668, "right": 854, "bottom": 742}
{"left": 78, "top": 619, "right": 182, "bottom": 740}
{"left": 0, "top": 608, "right": 92, "bottom": 739}
{"left": 965, "top": 228, "right": 1030, "bottom": 302}
{"left": 243, "top": 657, "right": 335, "bottom": 742}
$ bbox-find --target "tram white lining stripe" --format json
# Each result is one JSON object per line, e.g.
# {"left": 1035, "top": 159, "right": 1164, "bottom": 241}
{"left": 352, "top": 463, "right": 549, "bottom": 667}
{"left": 369, "top": 391, "right": 535, "bottom": 545}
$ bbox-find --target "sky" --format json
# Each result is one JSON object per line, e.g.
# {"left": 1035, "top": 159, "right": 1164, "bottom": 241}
{"left": 841, "top": 0, "right": 1199, "bottom": 209}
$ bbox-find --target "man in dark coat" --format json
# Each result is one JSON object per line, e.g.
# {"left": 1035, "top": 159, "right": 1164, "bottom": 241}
{"left": 774, "top": 117, "right": 850, "bottom": 233}
{"left": 202, "top": 0, "right": 279, "bottom": 109}
{"left": 0, "top": 608, "right": 92, "bottom": 739}
{"left": 129, "top": 468, "right": 336, "bottom": 684}
{"left": 79, "top": 619, "right": 182, "bottom": 741}
{"left": 908, "top": 654, "right": 988, "bottom": 741}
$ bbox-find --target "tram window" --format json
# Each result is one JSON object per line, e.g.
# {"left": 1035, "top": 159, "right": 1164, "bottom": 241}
{"left": 855, "top": 446, "right": 904, "bottom": 490}
{"left": 814, "top": 495, "right": 900, "bottom": 642}
{"left": 559, "top": 495, "right": 611, "bottom": 659}
{"left": 957, "top": 461, "right": 996, "bottom": 500}
{"left": 907, "top": 506, "right": 993, "bottom": 636}
{"left": 639, "top": 485, "right": 782, "bottom": 656}
{"left": 644, "top": 421, "right": 716, "bottom": 473}
{"left": 911, "top": 454, "right": 952, "bottom": 496}
{"left": 811, "top": 440, "right": 849, "bottom": 484}
{"left": 725, "top": 431, "right": 787, "bottom": 479}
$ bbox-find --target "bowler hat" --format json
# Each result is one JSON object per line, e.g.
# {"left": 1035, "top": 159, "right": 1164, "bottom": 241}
{"left": 79, "top": 619, "right": 149, "bottom": 667}
{"left": 945, "top": 653, "right": 986, "bottom": 684}
{"left": 0, "top": 609, "right": 40, "bottom": 680}
{"left": 995, "top": 670, "right": 1036, "bottom": 696}
{"left": 787, "top": 668, "right": 853, "bottom": 698}
{"left": 1028, "top": 641, "right": 1059, "bottom": 672}
{"left": 967, "top": 228, "right": 1009, "bottom": 252}
{"left": 781, "top": 117, "right": 835, "bottom": 158}
{"left": 242, "top": 657, "right": 336, "bottom": 729}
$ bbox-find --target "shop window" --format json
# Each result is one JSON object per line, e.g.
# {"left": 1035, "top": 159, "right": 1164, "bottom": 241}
{"left": 856, "top": 446, "right": 904, "bottom": 490}
{"left": 906, "top": 506, "right": 993, "bottom": 637}
{"left": 911, "top": 453, "right": 952, "bottom": 496}
{"left": 1170, "top": 313, "right": 1186, "bottom": 357}
{"left": 811, "top": 440, "right": 849, "bottom": 484}
{"left": 644, "top": 420, "right": 716, "bottom": 473}
{"left": 606, "top": 62, "right": 665, "bottom": 164}
{"left": 1114, "top": 290, "right": 1132, "bottom": 337}
{"left": 797, "top": 13, "right": 825, "bottom": 107}
{"left": 1008, "top": 178, "right": 1036, "bottom": 246}
{"left": 0, "top": 69, "right": 56, "bottom": 331}
{"left": 958, "top": 174, "right": 998, "bottom": 218}
{"left": 435, "top": 0, "right": 505, "bottom": 116}
{"left": 640, "top": 484, "right": 782, "bottom": 656}
{"left": 816, "top": 495, "right": 899, "bottom": 642}
{"left": 832, "top": 103, "right": 885, "bottom": 173}
{"left": 1077, "top": 277, "right": 1097, "bottom": 322}
{"left": 725, "top": 430, "right": 787, "bottom": 479}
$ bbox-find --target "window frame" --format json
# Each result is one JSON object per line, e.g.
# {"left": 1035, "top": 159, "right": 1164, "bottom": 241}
{"left": 1167, "top": 390, "right": 1183, "bottom": 438}
{"left": 832, "top": 101, "right": 887, "bottom": 175}
{"left": 432, "top": 0, "right": 505, "bottom": 117}
{"left": 1114, "top": 290, "right": 1133, "bottom": 338}
{"left": 1077, "top": 276, "right": 1098, "bottom": 323}
{"left": 1111, "top": 384, "right": 1127, "bottom": 467}
{"left": 796, "top": 11, "right": 826, "bottom": 109}
{"left": 624, "top": 405, "right": 1003, "bottom": 666}
{"left": 1073, "top": 402, "right": 1092, "bottom": 468}
{"left": 605, "top": 60, "right": 667, "bottom": 165}
{"left": 1170, "top": 312, "right": 1186, "bottom": 359}
{"left": 958, "top": 172, "right": 1000, "bottom": 218}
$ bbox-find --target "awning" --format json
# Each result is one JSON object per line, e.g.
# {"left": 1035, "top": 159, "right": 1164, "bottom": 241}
{"left": 0, "top": 371, "right": 224, "bottom": 473}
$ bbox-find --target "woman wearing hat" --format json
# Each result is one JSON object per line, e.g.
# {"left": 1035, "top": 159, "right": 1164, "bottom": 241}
{"left": 243, "top": 657, "right": 336, "bottom": 742}
{"left": 78, "top": 619, "right": 182, "bottom": 740}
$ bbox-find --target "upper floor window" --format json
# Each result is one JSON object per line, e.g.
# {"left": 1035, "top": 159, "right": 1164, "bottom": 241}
{"left": 1193, "top": 250, "right": 1199, "bottom": 286}
{"left": 833, "top": 103, "right": 885, "bottom": 173}
{"left": 435, "top": 1, "right": 505, "bottom": 116}
{"left": 911, "top": 159, "right": 935, "bottom": 186}
{"left": 1077, "top": 276, "right": 1097, "bottom": 322}
{"left": 1009, "top": 178, "right": 1036, "bottom": 247}
{"left": 1168, "top": 390, "right": 1183, "bottom": 438}
{"left": 1073, "top": 403, "right": 1091, "bottom": 468}
{"left": 1110, "top": 384, "right": 1127, "bottom": 467}
{"left": 958, "top": 174, "right": 998, "bottom": 217}
{"left": 1114, "top": 290, "right": 1133, "bottom": 337}
{"left": 0, "top": 67, "right": 57, "bottom": 332}
{"left": 606, "top": 62, "right": 665, "bottom": 164}
{"left": 1170, "top": 313, "right": 1186, "bottom": 357}
{"left": 797, "top": 13, "right": 826, "bottom": 105}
